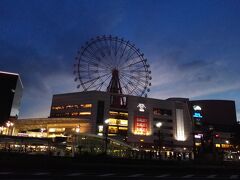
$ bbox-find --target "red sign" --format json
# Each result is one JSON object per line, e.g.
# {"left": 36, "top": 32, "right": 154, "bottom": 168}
{"left": 134, "top": 116, "right": 149, "bottom": 135}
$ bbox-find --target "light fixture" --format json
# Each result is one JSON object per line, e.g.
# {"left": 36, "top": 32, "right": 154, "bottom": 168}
{"left": 156, "top": 122, "right": 162, "bottom": 128}
{"left": 75, "top": 126, "right": 80, "bottom": 133}
{"left": 104, "top": 119, "right": 109, "bottom": 124}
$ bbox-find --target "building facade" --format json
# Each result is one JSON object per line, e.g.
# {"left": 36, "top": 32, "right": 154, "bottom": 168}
{"left": 190, "top": 100, "right": 237, "bottom": 154}
{"left": 49, "top": 91, "right": 194, "bottom": 154}
{"left": 6, "top": 91, "right": 237, "bottom": 160}
{"left": 0, "top": 71, "right": 23, "bottom": 125}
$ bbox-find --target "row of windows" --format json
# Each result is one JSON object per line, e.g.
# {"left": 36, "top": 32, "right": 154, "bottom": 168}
{"left": 52, "top": 104, "right": 92, "bottom": 110}
{"left": 153, "top": 118, "right": 173, "bottom": 123}
{"left": 154, "top": 140, "right": 174, "bottom": 144}
{"left": 158, "top": 126, "right": 173, "bottom": 130}
{"left": 51, "top": 111, "right": 91, "bottom": 117}
{"left": 108, "top": 118, "right": 128, "bottom": 126}
{"left": 153, "top": 108, "right": 172, "bottom": 116}
{"left": 153, "top": 132, "right": 173, "bottom": 137}
{"left": 98, "top": 125, "right": 128, "bottom": 135}
{"left": 109, "top": 111, "right": 128, "bottom": 119}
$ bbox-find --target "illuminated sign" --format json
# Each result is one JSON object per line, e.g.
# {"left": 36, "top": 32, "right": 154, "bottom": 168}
{"left": 194, "top": 134, "right": 203, "bottom": 139}
{"left": 133, "top": 116, "right": 149, "bottom": 135}
{"left": 193, "top": 112, "right": 202, "bottom": 118}
{"left": 193, "top": 105, "right": 202, "bottom": 111}
{"left": 137, "top": 103, "right": 146, "bottom": 112}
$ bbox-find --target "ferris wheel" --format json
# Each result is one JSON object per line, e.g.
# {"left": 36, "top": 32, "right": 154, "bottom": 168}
{"left": 73, "top": 35, "right": 152, "bottom": 97}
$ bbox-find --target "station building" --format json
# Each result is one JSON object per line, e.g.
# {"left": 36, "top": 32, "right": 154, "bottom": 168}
{"left": 48, "top": 91, "right": 194, "bottom": 154}
{"left": 9, "top": 91, "right": 237, "bottom": 159}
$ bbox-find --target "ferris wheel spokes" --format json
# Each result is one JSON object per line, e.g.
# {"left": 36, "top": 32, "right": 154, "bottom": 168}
{"left": 74, "top": 35, "right": 152, "bottom": 97}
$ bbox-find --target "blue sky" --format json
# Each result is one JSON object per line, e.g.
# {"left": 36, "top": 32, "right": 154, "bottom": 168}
{"left": 0, "top": 0, "right": 240, "bottom": 121}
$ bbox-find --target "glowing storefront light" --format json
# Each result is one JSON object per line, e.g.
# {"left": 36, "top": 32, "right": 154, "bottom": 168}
{"left": 194, "top": 134, "right": 203, "bottom": 139}
{"left": 133, "top": 116, "right": 150, "bottom": 135}
{"left": 175, "top": 109, "right": 186, "bottom": 141}
{"left": 98, "top": 125, "right": 103, "bottom": 133}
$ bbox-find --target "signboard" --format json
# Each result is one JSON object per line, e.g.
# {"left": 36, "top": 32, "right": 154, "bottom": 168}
{"left": 137, "top": 103, "right": 146, "bottom": 112}
{"left": 193, "top": 105, "right": 203, "bottom": 127}
{"left": 133, "top": 116, "right": 149, "bottom": 135}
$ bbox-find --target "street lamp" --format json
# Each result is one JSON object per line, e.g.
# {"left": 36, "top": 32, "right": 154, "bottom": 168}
{"left": 156, "top": 122, "right": 162, "bottom": 160}
{"left": 75, "top": 125, "right": 80, "bottom": 133}
{"left": 0, "top": 126, "right": 4, "bottom": 135}
{"left": 104, "top": 119, "right": 109, "bottom": 155}
{"left": 6, "top": 121, "right": 14, "bottom": 135}
{"left": 156, "top": 122, "right": 162, "bottom": 128}
{"left": 71, "top": 125, "right": 81, "bottom": 157}
{"left": 40, "top": 128, "right": 46, "bottom": 137}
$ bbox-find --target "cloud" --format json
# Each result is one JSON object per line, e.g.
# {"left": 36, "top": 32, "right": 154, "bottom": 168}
{"left": 20, "top": 72, "right": 76, "bottom": 118}
{"left": 148, "top": 47, "right": 240, "bottom": 98}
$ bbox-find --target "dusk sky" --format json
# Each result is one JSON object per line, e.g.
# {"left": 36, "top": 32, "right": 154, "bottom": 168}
{"left": 0, "top": 0, "right": 240, "bottom": 121}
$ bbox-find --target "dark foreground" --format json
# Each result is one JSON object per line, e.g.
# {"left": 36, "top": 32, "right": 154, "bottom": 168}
{"left": 1, "top": 152, "right": 240, "bottom": 179}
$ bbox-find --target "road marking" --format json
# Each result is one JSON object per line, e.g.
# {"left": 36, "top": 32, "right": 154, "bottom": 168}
{"left": 66, "top": 173, "right": 83, "bottom": 176}
{"left": 98, "top": 173, "right": 115, "bottom": 177}
{"left": 182, "top": 174, "right": 194, "bottom": 178}
{"left": 156, "top": 174, "right": 170, "bottom": 178}
{"left": 206, "top": 174, "right": 217, "bottom": 178}
{"left": 128, "top": 173, "right": 143, "bottom": 177}
{"left": 0, "top": 172, "right": 12, "bottom": 175}
{"left": 230, "top": 175, "right": 239, "bottom": 179}
{"left": 33, "top": 172, "right": 49, "bottom": 175}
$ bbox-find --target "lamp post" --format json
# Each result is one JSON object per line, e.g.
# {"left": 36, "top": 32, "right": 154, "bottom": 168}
{"left": 156, "top": 122, "right": 162, "bottom": 160}
{"left": 6, "top": 121, "right": 14, "bottom": 136}
{"left": 71, "top": 125, "right": 81, "bottom": 157}
{"left": 0, "top": 126, "right": 4, "bottom": 135}
{"left": 208, "top": 125, "right": 214, "bottom": 153}
{"left": 104, "top": 119, "right": 109, "bottom": 155}
{"left": 40, "top": 128, "right": 46, "bottom": 137}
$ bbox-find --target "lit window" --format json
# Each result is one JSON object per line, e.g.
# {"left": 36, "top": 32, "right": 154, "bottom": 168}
{"left": 81, "top": 104, "right": 92, "bottom": 108}
{"left": 98, "top": 125, "right": 103, "bottom": 133}
{"left": 48, "top": 128, "right": 65, "bottom": 133}
{"left": 108, "top": 118, "right": 117, "bottom": 125}
{"left": 74, "top": 105, "right": 78, "bottom": 108}
{"left": 79, "top": 112, "right": 91, "bottom": 115}
{"left": 49, "top": 128, "right": 56, "bottom": 132}
{"left": 215, "top": 144, "right": 221, "bottom": 148}
{"left": 119, "top": 112, "right": 128, "bottom": 117}
{"left": 118, "top": 120, "right": 128, "bottom": 126}
{"left": 66, "top": 105, "right": 74, "bottom": 109}
{"left": 52, "top": 106, "right": 64, "bottom": 110}
{"left": 153, "top": 108, "right": 172, "bottom": 116}
{"left": 108, "top": 126, "right": 118, "bottom": 133}
{"left": 109, "top": 111, "right": 118, "bottom": 116}
{"left": 71, "top": 112, "right": 79, "bottom": 116}
{"left": 118, "top": 127, "right": 128, "bottom": 130}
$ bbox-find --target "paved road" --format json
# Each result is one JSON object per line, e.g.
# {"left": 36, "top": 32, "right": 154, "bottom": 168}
{"left": 0, "top": 170, "right": 240, "bottom": 179}
{"left": 1, "top": 153, "right": 240, "bottom": 179}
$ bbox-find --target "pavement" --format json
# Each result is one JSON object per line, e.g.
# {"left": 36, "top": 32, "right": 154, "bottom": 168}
{"left": 1, "top": 153, "right": 240, "bottom": 179}
{"left": 0, "top": 170, "right": 240, "bottom": 179}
